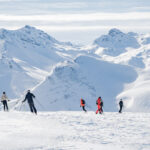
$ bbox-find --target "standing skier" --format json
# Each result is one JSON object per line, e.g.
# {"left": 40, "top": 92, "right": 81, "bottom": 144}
{"left": 1, "top": 92, "right": 9, "bottom": 111}
{"left": 80, "top": 98, "right": 87, "bottom": 112}
{"left": 119, "top": 99, "right": 123, "bottom": 113}
{"left": 22, "top": 90, "right": 37, "bottom": 114}
{"left": 96, "top": 97, "right": 103, "bottom": 114}
{"left": 100, "top": 99, "right": 104, "bottom": 113}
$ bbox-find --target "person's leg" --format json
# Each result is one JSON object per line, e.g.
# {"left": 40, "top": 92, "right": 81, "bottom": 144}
{"left": 29, "top": 103, "right": 34, "bottom": 113}
{"left": 99, "top": 109, "right": 101, "bottom": 114}
{"left": 98, "top": 105, "right": 101, "bottom": 114}
{"left": 2, "top": 101, "right": 5, "bottom": 111}
{"left": 3, "top": 101, "right": 8, "bottom": 111}
{"left": 82, "top": 106, "right": 87, "bottom": 112}
{"left": 32, "top": 104, "right": 37, "bottom": 114}
{"left": 119, "top": 106, "right": 121, "bottom": 113}
{"left": 120, "top": 106, "right": 122, "bottom": 113}
{"left": 5, "top": 101, "right": 9, "bottom": 111}
{"left": 96, "top": 108, "right": 99, "bottom": 114}
{"left": 31, "top": 102, "right": 37, "bottom": 114}
{"left": 100, "top": 107, "right": 103, "bottom": 114}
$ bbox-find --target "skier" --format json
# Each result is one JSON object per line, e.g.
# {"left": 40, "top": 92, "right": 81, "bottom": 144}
{"left": 100, "top": 99, "right": 104, "bottom": 113}
{"left": 1, "top": 92, "right": 9, "bottom": 111}
{"left": 119, "top": 99, "right": 123, "bottom": 113}
{"left": 80, "top": 98, "right": 87, "bottom": 112}
{"left": 22, "top": 90, "right": 37, "bottom": 114}
{"left": 96, "top": 97, "right": 103, "bottom": 114}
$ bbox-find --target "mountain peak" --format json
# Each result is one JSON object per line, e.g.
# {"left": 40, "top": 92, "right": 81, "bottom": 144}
{"left": 21, "top": 25, "right": 37, "bottom": 31}
{"left": 94, "top": 28, "right": 140, "bottom": 56}
{"left": 108, "top": 28, "right": 124, "bottom": 37}
{"left": 24, "top": 25, "right": 35, "bottom": 29}
{"left": 0, "top": 25, "right": 60, "bottom": 46}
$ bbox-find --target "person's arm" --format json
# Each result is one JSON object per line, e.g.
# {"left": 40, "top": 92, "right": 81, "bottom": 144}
{"left": 22, "top": 95, "right": 27, "bottom": 102}
{"left": 6, "top": 95, "right": 10, "bottom": 101}
{"left": 6, "top": 95, "right": 8, "bottom": 100}
{"left": 32, "top": 93, "right": 35, "bottom": 98}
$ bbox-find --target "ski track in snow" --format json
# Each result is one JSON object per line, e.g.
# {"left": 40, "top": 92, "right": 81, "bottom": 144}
{"left": 0, "top": 111, "right": 149, "bottom": 150}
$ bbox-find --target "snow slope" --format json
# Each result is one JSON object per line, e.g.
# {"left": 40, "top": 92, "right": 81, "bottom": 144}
{"left": 0, "top": 26, "right": 150, "bottom": 112}
{"left": 0, "top": 25, "right": 76, "bottom": 98}
{"left": 0, "top": 111, "right": 149, "bottom": 150}
{"left": 33, "top": 55, "right": 137, "bottom": 111}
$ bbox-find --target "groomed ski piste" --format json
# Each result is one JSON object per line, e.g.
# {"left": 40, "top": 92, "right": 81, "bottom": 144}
{"left": 0, "top": 26, "right": 150, "bottom": 150}
{"left": 0, "top": 111, "right": 150, "bottom": 150}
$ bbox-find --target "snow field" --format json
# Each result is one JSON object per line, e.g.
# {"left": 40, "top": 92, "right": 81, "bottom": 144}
{"left": 0, "top": 111, "right": 149, "bottom": 150}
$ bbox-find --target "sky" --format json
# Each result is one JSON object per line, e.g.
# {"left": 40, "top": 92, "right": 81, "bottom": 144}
{"left": 0, "top": 0, "right": 150, "bottom": 44}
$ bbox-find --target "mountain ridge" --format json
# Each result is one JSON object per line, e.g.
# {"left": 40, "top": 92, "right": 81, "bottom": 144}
{"left": 0, "top": 25, "right": 150, "bottom": 112}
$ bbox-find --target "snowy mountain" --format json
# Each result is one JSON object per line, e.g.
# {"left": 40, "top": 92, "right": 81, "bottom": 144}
{"left": 0, "top": 26, "right": 150, "bottom": 112}
{"left": 0, "top": 25, "right": 76, "bottom": 98}
{"left": 94, "top": 28, "right": 140, "bottom": 56}
{"left": 34, "top": 55, "right": 137, "bottom": 111}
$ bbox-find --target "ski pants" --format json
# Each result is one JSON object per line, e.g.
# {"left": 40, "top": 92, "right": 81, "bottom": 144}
{"left": 119, "top": 105, "right": 123, "bottom": 113}
{"left": 82, "top": 106, "right": 87, "bottom": 112}
{"left": 96, "top": 105, "right": 102, "bottom": 114}
{"left": 2, "top": 100, "right": 9, "bottom": 111}
{"left": 28, "top": 102, "right": 37, "bottom": 114}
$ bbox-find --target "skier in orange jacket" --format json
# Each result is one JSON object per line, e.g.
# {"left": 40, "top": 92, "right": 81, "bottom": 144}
{"left": 80, "top": 98, "right": 87, "bottom": 112}
{"left": 96, "top": 97, "right": 103, "bottom": 114}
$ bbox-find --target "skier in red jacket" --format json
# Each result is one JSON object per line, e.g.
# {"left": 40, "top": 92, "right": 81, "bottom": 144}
{"left": 80, "top": 98, "right": 87, "bottom": 112}
{"left": 96, "top": 97, "right": 103, "bottom": 114}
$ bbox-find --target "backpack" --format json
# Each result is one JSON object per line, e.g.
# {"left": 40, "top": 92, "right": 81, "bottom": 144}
{"left": 82, "top": 99, "right": 85, "bottom": 104}
{"left": 100, "top": 101, "right": 103, "bottom": 107}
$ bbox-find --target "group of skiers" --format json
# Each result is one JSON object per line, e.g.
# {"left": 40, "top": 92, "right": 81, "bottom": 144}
{"left": 0, "top": 90, "right": 37, "bottom": 114}
{"left": 1, "top": 90, "right": 124, "bottom": 115}
{"left": 80, "top": 97, "right": 123, "bottom": 114}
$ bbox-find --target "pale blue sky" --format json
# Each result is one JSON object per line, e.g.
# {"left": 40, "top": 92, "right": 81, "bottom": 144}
{"left": 0, "top": 0, "right": 150, "bottom": 44}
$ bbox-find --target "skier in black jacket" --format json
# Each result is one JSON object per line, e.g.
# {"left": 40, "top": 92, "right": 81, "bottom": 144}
{"left": 22, "top": 90, "right": 37, "bottom": 114}
{"left": 119, "top": 99, "right": 123, "bottom": 113}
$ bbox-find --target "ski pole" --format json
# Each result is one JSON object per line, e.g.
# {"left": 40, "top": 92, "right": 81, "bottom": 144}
{"left": 0, "top": 103, "right": 3, "bottom": 111}
{"left": 19, "top": 102, "right": 24, "bottom": 111}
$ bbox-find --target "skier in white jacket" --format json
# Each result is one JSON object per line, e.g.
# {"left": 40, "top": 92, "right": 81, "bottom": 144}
{"left": 1, "top": 92, "right": 9, "bottom": 111}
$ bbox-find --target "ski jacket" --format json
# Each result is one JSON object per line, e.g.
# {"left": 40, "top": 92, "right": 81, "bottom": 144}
{"left": 80, "top": 99, "right": 85, "bottom": 107}
{"left": 96, "top": 97, "right": 101, "bottom": 106}
{"left": 1, "top": 94, "right": 8, "bottom": 102}
{"left": 119, "top": 101, "right": 123, "bottom": 107}
{"left": 24, "top": 92, "right": 35, "bottom": 103}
